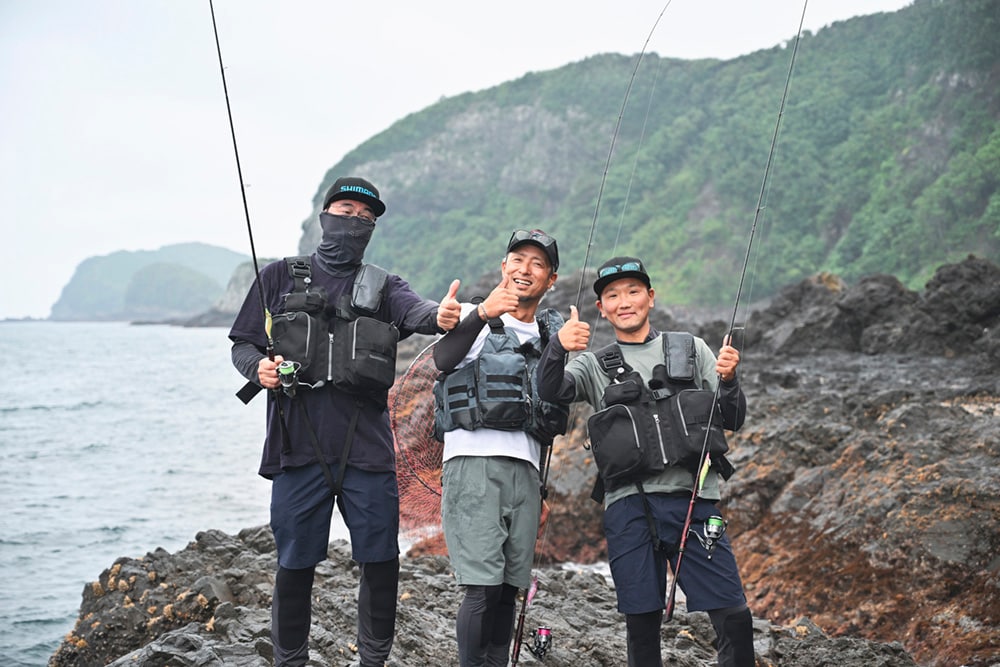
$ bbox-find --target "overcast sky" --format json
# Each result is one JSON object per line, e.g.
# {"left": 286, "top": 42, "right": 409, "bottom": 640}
{"left": 0, "top": 0, "right": 913, "bottom": 319}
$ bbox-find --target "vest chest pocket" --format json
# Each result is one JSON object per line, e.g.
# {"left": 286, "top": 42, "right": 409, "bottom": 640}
{"left": 660, "top": 389, "right": 730, "bottom": 468}
{"left": 270, "top": 310, "right": 330, "bottom": 387}
{"left": 475, "top": 351, "right": 531, "bottom": 431}
{"left": 329, "top": 316, "right": 399, "bottom": 393}
{"left": 587, "top": 403, "right": 666, "bottom": 490}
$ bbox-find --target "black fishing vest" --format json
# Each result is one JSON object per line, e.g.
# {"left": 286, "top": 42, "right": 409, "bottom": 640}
{"left": 586, "top": 332, "right": 733, "bottom": 494}
{"left": 269, "top": 256, "right": 399, "bottom": 395}
{"left": 433, "top": 308, "right": 569, "bottom": 447}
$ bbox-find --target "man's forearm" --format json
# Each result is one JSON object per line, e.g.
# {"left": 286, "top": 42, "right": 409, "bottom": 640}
{"left": 537, "top": 336, "right": 577, "bottom": 404}
{"left": 433, "top": 308, "right": 486, "bottom": 372}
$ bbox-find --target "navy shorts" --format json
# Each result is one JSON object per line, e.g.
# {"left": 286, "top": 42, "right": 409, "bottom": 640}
{"left": 270, "top": 463, "right": 400, "bottom": 569}
{"left": 603, "top": 494, "right": 747, "bottom": 614}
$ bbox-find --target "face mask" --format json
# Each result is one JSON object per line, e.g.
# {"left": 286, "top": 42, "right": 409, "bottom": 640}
{"left": 315, "top": 213, "right": 375, "bottom": 276}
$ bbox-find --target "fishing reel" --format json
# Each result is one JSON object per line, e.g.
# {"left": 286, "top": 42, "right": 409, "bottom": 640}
{"left": 277, "top": 360, "right": 301, "bottom": 397}
{"left": 690, "top": 515, "right": 727, "bottom": 559}
{"left": 528, "top": 626, "right": 552, "bottom": 659}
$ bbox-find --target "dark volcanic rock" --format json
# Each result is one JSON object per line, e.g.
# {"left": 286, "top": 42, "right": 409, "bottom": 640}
{"left": 51, "top": 528, "right": 918, "bottom": 667}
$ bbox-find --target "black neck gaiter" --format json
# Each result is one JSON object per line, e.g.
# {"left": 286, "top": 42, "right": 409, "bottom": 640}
{"left": 314, "top": 213, "right": 375, "bottom": 276}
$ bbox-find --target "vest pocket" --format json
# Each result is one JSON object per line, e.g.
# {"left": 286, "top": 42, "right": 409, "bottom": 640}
{"left": 475, "top": 352, "right": 531, "bottom": 430}
{"left": 587, "top": 404, "right": 665, "bottom": 489}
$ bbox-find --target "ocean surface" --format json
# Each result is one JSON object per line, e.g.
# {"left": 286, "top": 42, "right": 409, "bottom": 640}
{"left": 0, "top": 321, "right": 348, "bottom": 666}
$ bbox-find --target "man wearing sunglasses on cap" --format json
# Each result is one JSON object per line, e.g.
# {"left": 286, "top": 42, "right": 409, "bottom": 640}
{"left": 535, "top": 256, "right": 754, "bottom": 667}
{"left": 432, "top": 230, "right": 569, "bottom": 666}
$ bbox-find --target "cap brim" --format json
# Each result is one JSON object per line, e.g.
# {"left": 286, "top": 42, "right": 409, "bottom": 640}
{"left": 594, "top": 271, "right": 650, "bottom": 296}
{"left": 327, "top": 192, "right": 386, "bottom": 217}
{"left": 508, "top": 240, "right": 558, "bottom": 271}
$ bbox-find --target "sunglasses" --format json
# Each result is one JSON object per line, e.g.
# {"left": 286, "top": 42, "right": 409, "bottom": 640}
{"left": 598, "top": 261, "right": 643, "bottom": 278}
{"left": 508, "top": 229, "right": 559, "bottom": 270}
{"left": 509, "top": 229, "right": 556, "bottom": 249}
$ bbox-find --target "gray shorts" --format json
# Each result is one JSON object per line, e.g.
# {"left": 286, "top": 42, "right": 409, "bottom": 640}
{"left": 441, "top": 456, "right": 541, "bottom": 588}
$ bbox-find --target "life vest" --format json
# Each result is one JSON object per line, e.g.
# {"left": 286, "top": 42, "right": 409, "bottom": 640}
{"left": 586, "top": 332, "right": 734, "bottom": 493}
{"left": 433, "top": 308, "right": 569, "bottom": 446}
{"left": 269, "top": 256, "right": 399, "bottom": 395}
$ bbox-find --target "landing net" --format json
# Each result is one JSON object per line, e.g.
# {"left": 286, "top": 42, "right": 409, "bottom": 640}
{"left": 389, "top": 342, "right": 443, "bottom": 539}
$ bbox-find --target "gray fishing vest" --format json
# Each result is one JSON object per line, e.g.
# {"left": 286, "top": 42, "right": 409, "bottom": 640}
{"left": 433, "top": 308, "right": 569, "bottom": 446}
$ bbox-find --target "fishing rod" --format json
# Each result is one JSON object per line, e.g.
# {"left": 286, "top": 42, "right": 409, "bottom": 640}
{"left": 665, "top": 0, "right": 809, "bottom": 623}
{"left": 209, "top": 0, "right": 277, "bottom": 405}
{"left": 208, "top": 1, "right": 272, "bottom": 364}
{"left": 573, "top": 1, "right": 673, "bottom": 309}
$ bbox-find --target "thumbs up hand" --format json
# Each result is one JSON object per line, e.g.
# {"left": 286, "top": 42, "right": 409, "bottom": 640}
{"left": 557, "top": 305, "right": 590, "bottom": 351}
{"left": 479, "top": 274, "right": 520, "bottom": 321}
{"left": 436, "top": 279, "right": 462, "bottom": 331}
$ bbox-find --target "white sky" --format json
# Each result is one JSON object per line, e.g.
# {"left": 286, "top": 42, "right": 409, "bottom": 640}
{"left": 0, "top": 0, "right": 912, "bottom": 319}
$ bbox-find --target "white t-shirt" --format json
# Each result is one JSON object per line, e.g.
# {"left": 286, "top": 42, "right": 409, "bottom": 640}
{"left": 441, "top": 303, "right": 542, "bottom": 470}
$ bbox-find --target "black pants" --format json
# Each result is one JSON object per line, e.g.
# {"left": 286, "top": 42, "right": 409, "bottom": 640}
{"left": 272, "top": 558, "right": 399, "bottom": 667}
{"left": 456, "top": 583, "right": 518, "bottom": 667}
{"left": 625, "top": 605, "right": 754, "bottom": 667}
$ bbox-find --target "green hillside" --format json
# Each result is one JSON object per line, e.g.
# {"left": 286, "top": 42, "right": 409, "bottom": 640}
{"left": 294, "top": 0, "right": 998, "bottom": 307}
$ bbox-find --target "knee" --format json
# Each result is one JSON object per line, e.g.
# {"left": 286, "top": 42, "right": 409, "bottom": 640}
{"left": 708, "top": 605, "right": 751, "bottom": 635}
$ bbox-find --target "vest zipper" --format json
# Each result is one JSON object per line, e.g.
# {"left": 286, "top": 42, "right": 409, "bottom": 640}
{"left": 327, "top": 331, "right": 334, "bottom": 381}
{"left": 622, "top": 407, "right": 642, "bottom": 457}
{"left": 652, "top": 412, "right": 669, "bottom": 464}
{"left": 676, "top": 391, "right": 691, "bottom": 436}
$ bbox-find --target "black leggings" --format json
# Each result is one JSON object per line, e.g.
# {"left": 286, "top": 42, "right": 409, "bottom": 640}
{"left": 625, "top": 610, "right": 663, "bottom": 667}
{"left": 456, "top": 583, "right": 518, "bottom": 666}
{"left": 272, "top": 565, "right": 315, "bottom": 665}
{"left": 625, "top": 605, "right": 754, "bottom": 667}
{"left": 357, "top": 557, "right": 400, "bottom": 666}
{"left": 708, "top": 605, "right": 755, "bottom": 667}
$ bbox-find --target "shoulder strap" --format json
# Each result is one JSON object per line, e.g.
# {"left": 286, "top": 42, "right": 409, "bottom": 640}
{"left": 595, "top": 342, "right": 631, "bottom": 382}
{"left": 487, "top": 315, "right": 506, "bottom": 336}
{"left": 285, "top": 255, "right": 312, "bottom": 292}
{"left": 535, "top": 307, "right": 565, "bottom": 347}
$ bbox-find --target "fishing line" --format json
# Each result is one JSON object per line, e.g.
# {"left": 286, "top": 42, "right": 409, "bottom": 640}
{"left": 724, "top": 3, "right": 807, "bottom": 339}
{"left": 611, "top": 57, "right": 665, "bottom": 256}
{"left": 574, "top": 0, "right": 674, "bottom": 309}
{"left": 665, "top": 0, "right": 810, "bottom": 623}
{"left": 208, "top": 0, "right": 271, "bottom": 358}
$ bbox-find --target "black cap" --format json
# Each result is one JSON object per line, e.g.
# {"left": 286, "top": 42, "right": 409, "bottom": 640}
{"left": 507, "top": 229, "right": 559, "bottom": 271}
{"left": 593, "top": 256, "right": 651, "bottom": 296}
{"left": 322, "top": 177, "right": 386, "bottom": 217}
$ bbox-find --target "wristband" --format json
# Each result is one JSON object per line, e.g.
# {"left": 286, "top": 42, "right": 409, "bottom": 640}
{"left": 477, "top": 303, "right": 489, "bottom": 321}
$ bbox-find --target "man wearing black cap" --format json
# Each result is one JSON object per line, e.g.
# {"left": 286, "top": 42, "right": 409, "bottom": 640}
{"left": 432, "top": 229, "right": 568, "bottom": 666}
{"left": 229, "top": 176, "right": 461, "bottom": 667}
{"left": 536, "top": 256, "right": 755, "bottom": 667}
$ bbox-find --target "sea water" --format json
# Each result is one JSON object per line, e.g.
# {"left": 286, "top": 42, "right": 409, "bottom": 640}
{"left": 0, "top": 321, "right": 347, "bottom": 666}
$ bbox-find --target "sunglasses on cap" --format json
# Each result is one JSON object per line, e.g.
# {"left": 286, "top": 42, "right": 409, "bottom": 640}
{"left": 509, "top": 229, "right": 556, "bottom": 249}
{"left": 507, "top": 229, "right": 559, "bottom": 270}
{"left": 597, "top": 261, "right": 643, "bottom": 278}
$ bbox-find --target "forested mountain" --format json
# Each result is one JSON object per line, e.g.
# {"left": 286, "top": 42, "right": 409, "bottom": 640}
{"left": 293, "top": 0, "right": 998, "bottom": 307}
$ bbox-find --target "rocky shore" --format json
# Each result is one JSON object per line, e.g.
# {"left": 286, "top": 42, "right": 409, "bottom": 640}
{"left": 52, "top": 256, "right": 1000, "bottom": 666}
